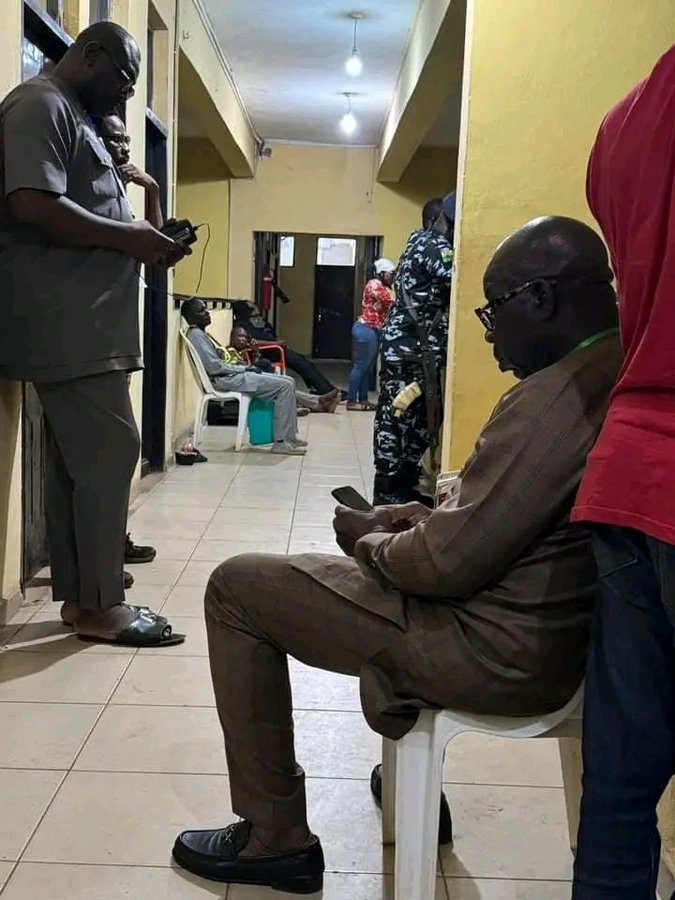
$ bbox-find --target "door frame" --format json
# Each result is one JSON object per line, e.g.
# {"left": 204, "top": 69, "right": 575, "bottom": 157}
{"left": 141, "top": 109, "right": 169, "bottom": 474}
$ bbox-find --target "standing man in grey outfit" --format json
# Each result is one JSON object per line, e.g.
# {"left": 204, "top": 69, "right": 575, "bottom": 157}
{"left": 182, "top": 298, "right": 324, "bottom": 456}
{"left": 0, "top": 22, "right": 186, "bottom": 646}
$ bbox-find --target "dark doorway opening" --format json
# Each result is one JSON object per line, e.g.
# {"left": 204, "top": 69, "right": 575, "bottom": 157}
{"left": 20, "top": 0, "right": 71, "bottom": 586}
{"left": 141, "top": 110, "right": 169, "bottom": 474}
{"left": 313, "top": 264, "right": 356, "bottom": 360}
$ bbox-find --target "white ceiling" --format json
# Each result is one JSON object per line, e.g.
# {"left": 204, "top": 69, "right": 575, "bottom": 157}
{"left": 201, "top": 0, "right": 422, "bottom": 146}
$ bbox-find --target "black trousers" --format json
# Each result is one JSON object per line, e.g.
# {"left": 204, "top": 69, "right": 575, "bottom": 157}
{"left": 36, "top": 371, "right": 140, "bottom": 611}
{"left": 262, "top": 347, "right": 334, "bottom": 395}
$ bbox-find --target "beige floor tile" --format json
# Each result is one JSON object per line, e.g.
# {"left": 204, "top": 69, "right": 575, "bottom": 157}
{"left": 143, "top": 489, "right": 226, "bottom": 509}
{"left": 443, "top": 879, "right": 571, "bottom": 899}
{"left": 287, "top": 527, "right": 340, "bottom": 553}
{"left": 127, "top": 559, "right": 187, "bottom": 587}
{"left": 0, "top": 769, "right": 65, "bottom": 861}
{"left": 304, "top": 778, "right": 395, "bottom": 874}
{"left": 75, "top": 705, "right": 226, "bottom": 774}
{"left": 1, "top": 863, "right": 225, "bottom": 899}
{"left": 123, "top": 582, "right": 174, "bottom": 610}
{"left": 5, "top": 615, "right": 131, "bottom": 656}
{"left": 440, "top": 784, "right": 573, "bottom": 881}
{"left": 230, "top": 873, "right": 448, "bottom": 899}
{"left": 110, "top": 655, "right": 215, "bottom": 707}
{"left": 0, "top": 702, "right": 101, "bottom": 768}
{"left": 210, "top": 507, "right": 294, "bottom": 528}
{"left": 443, "top": 734, "right": 563, "bottom": 788}
{"left": 131, "top": 505, "right": 215, "bottom": 526}
{"left": 203, "top": 519, "right": 291, "bottom": 543}
{"left": 127, "top": 512, "right": 211, "bottom": 541}
{"left": 159, "top": 585, "right": 206, "bottom": 618}
{"left": 0, "top": 651, "right": 132, "bottom": 704}
{"left": 294, "top": 710, "right": 380, "bottom": 779}
{"left": 0, "top": 862, "right": 13, "bottom": 890}
{"left": 139, "top": 616, "right": 209, "bottom": 656}
{"left": 174, "top": 559, "right": 221, "bottom": 588}
{"left": 290, "top": 660, "right": 361, "bottom": 712}
{"left": 128, "top": 538, "right": 200, "bottom": 561}
{"left": 291, "top": 507, "right": 338, "bottom": 528}
{"left": 23, "top": 771, "right": 232, "bottom": 866}
{"left": 192, "top": 538, "right": 288, "bottom": 562}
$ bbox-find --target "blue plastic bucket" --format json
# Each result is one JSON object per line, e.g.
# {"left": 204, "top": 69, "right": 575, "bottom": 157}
{"left": 247, "top": 398, "right": 274, "bottom": 445}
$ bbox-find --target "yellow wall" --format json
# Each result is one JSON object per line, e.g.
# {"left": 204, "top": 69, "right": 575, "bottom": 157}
{"left": 229, "top": 143, "right": 457, "bottom": 303}
{"left": 276, "top": 234, "right": 317, "bottom": 355}
{"left": 444, "top": 0, "right": 675, "bottom": 469}
{"left": 172, "top": 137, "right": 231, "bottom": 439}
{"left": 0, "top": 0, "right": 23, "bottom": 611}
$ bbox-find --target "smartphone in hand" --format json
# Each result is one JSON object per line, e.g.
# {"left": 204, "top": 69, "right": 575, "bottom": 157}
{"left": 331, "top": 486, "right": 373, "bottom": 512}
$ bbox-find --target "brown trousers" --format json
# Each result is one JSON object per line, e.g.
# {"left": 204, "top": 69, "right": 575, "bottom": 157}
{"left": 205, "top": 553, "right": 401, "bottom": 831}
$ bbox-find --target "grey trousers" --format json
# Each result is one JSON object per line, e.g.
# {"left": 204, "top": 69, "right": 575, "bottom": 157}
{"left": 213, "top": 372, "right": 298, "bottom": 443}
{"left": 36, "top": 371, "right": 140, "bottom": 611}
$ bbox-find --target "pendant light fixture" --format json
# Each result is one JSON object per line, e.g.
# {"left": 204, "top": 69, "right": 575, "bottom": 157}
{"left": 345, "top": 13, "right": 364, "bottom": 77}
{"left": 340, "top": 92, "right": 358, "bottom": 136}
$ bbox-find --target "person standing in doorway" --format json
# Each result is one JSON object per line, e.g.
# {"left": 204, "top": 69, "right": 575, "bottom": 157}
{"left": 572, "top": 44, "right": 675, "bottom": 900}
{"left": 0, "top": 22, "right": 186, "bottom": 646}
{"left": 373, "top": 194, "right": 454, "bottom": 505}
{"left": 346, "top": 257, "right": 395, "bottom": 411}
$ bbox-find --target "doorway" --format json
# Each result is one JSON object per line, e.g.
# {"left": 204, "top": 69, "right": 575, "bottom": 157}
{"left": 141, "top": 111, "right": 169, "bottom": 473}
{"left": 254, "top": 232, "right": 382, "bottom": 362}
{"left": 20, "top": 0, "right": 71, "bottom": 585}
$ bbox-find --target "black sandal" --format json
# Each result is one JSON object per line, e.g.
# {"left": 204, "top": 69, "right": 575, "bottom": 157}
{"left": 77, "top": 608, "right": 185, "bottom": 648}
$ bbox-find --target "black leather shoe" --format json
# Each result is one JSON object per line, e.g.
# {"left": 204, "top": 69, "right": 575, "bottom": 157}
{"left": 370, "top": 764, "right": 453, "bottom": 846}
{"left": 125, "top": 534, "right": 157, "bottom": 565}
{"left": 172, "top": 821, "right": 325, "bottom": 894}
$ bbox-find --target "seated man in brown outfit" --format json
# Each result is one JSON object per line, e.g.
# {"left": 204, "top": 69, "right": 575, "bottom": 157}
{"left": 172, "top": 216, "right": 622, "bottom": 893}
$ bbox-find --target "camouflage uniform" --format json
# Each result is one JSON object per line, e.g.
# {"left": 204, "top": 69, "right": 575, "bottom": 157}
{"left": 373, "top": 227, "right": 453, "bottom": 505}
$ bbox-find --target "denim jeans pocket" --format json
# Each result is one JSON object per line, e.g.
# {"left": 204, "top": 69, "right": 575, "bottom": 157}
{"left": 592, "top": 526, "right": 640, "bottom": 578}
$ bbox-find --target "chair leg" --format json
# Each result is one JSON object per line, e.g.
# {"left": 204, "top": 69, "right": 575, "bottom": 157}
{"left": 395, "top": 711, "right": 445, "bottom": 900}
{"left": 193, "top": 396, "right": 207, "bottom": 447}
{"left": 382, "top": 737, "right": 397, "bottom": 845}
{"left": 235, "top": 396, "right": 250, "bottom": 452}
{"left": 558, "top": 737, "right": 583, "bottom": 853}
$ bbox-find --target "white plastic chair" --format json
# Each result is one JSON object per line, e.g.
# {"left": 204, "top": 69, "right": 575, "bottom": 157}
{"left": 180, "top": 329, "right": 251, "bottom": 452}
{"left": 381, "top": 684, "right": 584, "bottom": 900}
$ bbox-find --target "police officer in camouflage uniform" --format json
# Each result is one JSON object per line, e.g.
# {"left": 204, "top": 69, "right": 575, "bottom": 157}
{"left": 373, "top": 194, "right": 455, "bottom": 505}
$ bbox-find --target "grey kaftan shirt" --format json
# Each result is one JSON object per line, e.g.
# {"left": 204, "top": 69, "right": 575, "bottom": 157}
{"left": 0, "top": 74, "right": 139, "bottom": 382}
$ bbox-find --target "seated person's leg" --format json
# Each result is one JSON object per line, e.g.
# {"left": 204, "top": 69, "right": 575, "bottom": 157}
{"left": 248, "top": 373, "right": 300, "bottom": 448}
{"left": 283, "top": 347, "right": 335, "bottom": 395}
{"left": 173, "top": 553, "right": 401, "bottom": 890}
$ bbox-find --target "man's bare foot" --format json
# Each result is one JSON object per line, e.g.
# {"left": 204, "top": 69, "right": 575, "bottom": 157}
{"left": 319, "top": 389, "right": 340, "bottom": 413}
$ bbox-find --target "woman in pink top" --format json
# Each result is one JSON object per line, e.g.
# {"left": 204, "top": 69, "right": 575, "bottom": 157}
{"left": 346, "top": 258, "right": 395, "bottom": 411}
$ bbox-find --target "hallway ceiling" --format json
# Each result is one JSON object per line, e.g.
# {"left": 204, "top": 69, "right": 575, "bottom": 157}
{"left": 201, "top": 0, "right": 421, "bottom": 146}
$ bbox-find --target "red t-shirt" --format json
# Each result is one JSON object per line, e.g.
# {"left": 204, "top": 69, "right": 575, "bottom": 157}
{"left": 359, "top": 279, "right": 394, "bottom": 329}
{"left": 572, "top": 45, "right": 675, "bottom": 543}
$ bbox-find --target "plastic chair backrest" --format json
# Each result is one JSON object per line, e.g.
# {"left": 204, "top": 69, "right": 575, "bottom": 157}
{"left": 180, "top": 328, "right": 214, "bottom": 395}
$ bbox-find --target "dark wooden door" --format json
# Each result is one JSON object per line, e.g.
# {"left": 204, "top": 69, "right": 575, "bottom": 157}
{"left": 312, "top": 265, "right": 356, "bottom": 359}
{"left": 141, "top": 111, "right": 169, "bottom": 473}
{"left": 20, "top": 2, "right": 71, "bottom": 585}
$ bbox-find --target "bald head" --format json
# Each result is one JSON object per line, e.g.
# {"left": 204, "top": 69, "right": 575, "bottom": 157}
{"left": 485, "top": 216, "right": 613, "bottom": 297}
{"left": 55, "top": 21, "right": 140, "bottom": 117}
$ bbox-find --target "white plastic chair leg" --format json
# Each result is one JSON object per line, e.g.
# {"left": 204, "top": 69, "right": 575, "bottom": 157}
{"left": 558, "top": 737, "right": 583, "bottom": 852}
{"left": 235, "top": 395, "right": 250, "bottom": 451}
{"left": 381, "top": 737, "right": 397, "bottom": 845}
{"left": 395, "top": 710, "right": 447, "bottom": 900}
{"left": 193, "top": 395, "right": 207, "bottom": 447}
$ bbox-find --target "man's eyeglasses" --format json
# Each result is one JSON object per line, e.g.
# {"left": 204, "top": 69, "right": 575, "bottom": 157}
{"left": 99, "top": 46, "right": 136, "bottom": 100}
{"left": 474, "top": 278, "right": 558, "bottom": 332}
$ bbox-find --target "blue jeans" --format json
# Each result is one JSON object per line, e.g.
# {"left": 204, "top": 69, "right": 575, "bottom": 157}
{"left": 347, "top": 322, "right": 379, "bottom": 403}
{"left": 573, "top": 525, "right": 675, "bottom": 899}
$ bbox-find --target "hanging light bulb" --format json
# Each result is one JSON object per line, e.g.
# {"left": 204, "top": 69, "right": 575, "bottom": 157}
{"left": 340, "top": 93, "right": 358, "bottom": 136}
{"left": 345, "top": 13, "right": 363, "bottom": 77}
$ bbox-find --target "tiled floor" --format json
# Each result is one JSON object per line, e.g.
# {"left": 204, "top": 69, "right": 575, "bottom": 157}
{"left": 0, "top": 405, "right": 574, "bottom": 899}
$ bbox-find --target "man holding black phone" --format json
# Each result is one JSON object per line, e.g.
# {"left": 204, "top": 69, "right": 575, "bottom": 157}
{"left": 0, "top": 22, "right": 186, "bottom": 646}
{"left": 173, "top": 215, "right": 621, "bottom": 891}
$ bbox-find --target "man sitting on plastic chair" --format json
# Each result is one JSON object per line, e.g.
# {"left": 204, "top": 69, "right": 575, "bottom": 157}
{"left": 172, "top": 217, "right": 620, "bottom": 894}
{"left": 181, "top": 299, "right": 338, "bottom": 456}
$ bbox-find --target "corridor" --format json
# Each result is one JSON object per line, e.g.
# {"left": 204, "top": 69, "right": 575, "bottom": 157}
{"left": 0, "top": 409, "right": 572, "bottom": 899}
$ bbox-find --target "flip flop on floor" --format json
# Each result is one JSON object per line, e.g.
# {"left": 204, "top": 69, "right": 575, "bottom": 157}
{"left": 77, "top": 608, "right": 185, "bottom": 648}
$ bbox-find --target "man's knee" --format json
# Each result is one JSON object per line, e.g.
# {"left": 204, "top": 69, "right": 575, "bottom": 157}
{"left": 205, "top": 553, "right": 266, "bottom": 621}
